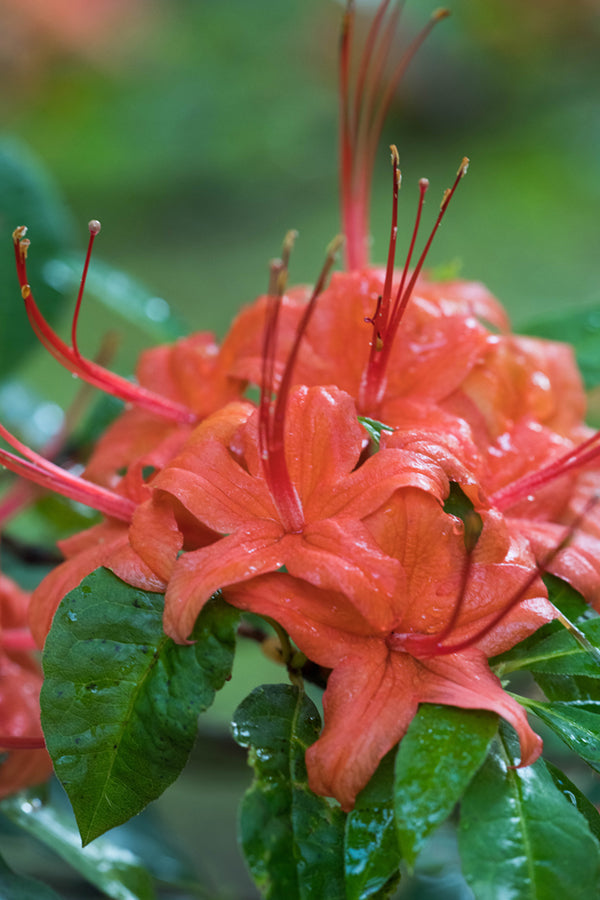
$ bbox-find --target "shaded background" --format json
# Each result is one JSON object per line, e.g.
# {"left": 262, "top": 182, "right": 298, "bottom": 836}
{"left": 0, "top": 0, "right": 599, "bottom": 897}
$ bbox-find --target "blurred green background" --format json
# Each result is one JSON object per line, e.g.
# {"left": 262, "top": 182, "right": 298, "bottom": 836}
{"left": 0, "top": 0, "right": 599, "bottom": 897}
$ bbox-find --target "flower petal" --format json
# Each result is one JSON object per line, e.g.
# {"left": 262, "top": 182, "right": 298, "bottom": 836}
{"left": 511, "top": 517, "right": 600, "bottom": 612}
{"left": 312, "top": 448, "right": 450, "bottom": 521}
{"left": 0, "top": 653, "right": 52, "bottom": 797}
{"left": 225, "top": 573, "right": 375, "bottom": 667}
{"left": 163, "top": 521, "right": 286, "bottom": 642}
{"left": 306, "top": 648, "right": 419, "bottom": 811}
{"left": 417, "top": 648, "right": 542, "bottom": 767}
{"left": 283, "top": 386, "right": 364, "bottom": 508}
{"left": 286, "top": 518, "right": 402, "bottom": 629}
{"left": 129, "top": 495, "right": 184, "bottom": 583}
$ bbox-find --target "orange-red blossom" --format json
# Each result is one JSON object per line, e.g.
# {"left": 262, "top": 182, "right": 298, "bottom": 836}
{"left": 127, "top": 381, "right": 556, "bottom": 810}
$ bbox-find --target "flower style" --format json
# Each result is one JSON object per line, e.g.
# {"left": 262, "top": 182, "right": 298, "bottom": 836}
{"left": 226, "top": 489, "right": 554, "bottom": 811}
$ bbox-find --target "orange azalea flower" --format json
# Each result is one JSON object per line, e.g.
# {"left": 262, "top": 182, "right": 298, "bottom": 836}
{"left": 226, "top": 490, "right": 554, "bottom": 811}
{"left": 0, "top": 570, "right": 52, "bottom": 797}
{"left": 223, "top": 267, "right": 501, "bottom": 425}
{"left": 131, "top": 384, "right": 452, "bottom": 643}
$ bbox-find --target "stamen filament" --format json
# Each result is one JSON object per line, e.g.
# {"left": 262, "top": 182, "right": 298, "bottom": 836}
{"left": 339, "top": 1, "right": 449, "bottom": 270}
{"left": 260, "top": 236, "right": 342, "bottom": 533}
{"left": 13, "top": 227, "right": 196, "bottom": 426}
{"left": 491, "top": 429, "right": 600, "bottom": 511}
{"left": 363, "top": 9, "right": 451, "bottom": 209}
{"left": 360, "top": 159, "right": 468, "bottom": 412}
{"left": 0, "top": 426, "right": 135, "bottom": 523}
{"left": 71, "top": 220, "right": 101, "bottom": 358}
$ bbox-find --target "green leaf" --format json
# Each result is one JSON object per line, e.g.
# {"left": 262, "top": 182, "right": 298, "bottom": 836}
{"left": 442, "top": 483, "right": 483, "bottom": 552}
{"left": 524, "top": 306, "right": 600, "bottom": 390}
{"left": 0, "top": 138, "right": 75, "bottom": 375}
{"left": 232, "top": 684, "right": 345, "bottom": 900}
{"left": 41, "top": 568, "right": 238, "bottom": 845}
{"left": 519, "top": 697, "right": 600, "bottom": 772}
{"left": 0, "top": 846, "right": 63, "bottom": 900}
{"left": 345, "top": 747, "right": 401, "bottom": 900}
{"left": 492, "top": 577, "right": 594, "bottom": 678}
{"left": 0, "top": 789, "right": 157, "bottom": 900}
{"left": 544, "top": 574, "right": 591, "bottom": 622}
{"left": 534, "top": 672, "right": 600, "bottom": 702}
{"left": 358, "top": 416, "right": 394, "bottom": 449}
{"left": 546, "top": 761, "right": 600, "bottom": 844}
{"left": 493, "top": 613, "right": 600, "bottom": 677}
{"left": 458, "top": 723, "right": 600, "bottom": 899}
{"left": 394, "top": 704, "right": 497, "bottom": 869}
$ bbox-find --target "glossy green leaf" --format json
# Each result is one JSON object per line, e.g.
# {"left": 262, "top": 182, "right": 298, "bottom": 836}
{"left": 544, "top": 574, "right": 591, "bottom": 622}
{"left": 345, "top": 747, "right": 401, "bottom": 900}
{"left": 41, "top": 568, "right": 239, "bottom": 845}
{"left": 493, "top": 614, "right": 600, "bottom": 677}
{"left": 0, "top": 847, "right": 62, "bottom": 900}
{"left": 534, "top": 671, "right": 600, "bottom": 702}
{"left": 459, "top": 723, "right": 600, "bottom": 899}
{"left": 0, "top": 139, "right": 75, "bottom": 375}
{"left": 357, "top": 416, "right": 394, "bottom": 448}
{"left": 0, "top": 790, "right": 156, "bottom": 900}
{"left": 519, "top": 697, "right": 600, "bottom": 772}
{"left": 546, "top": 761, "right": 600, "bottom": 844}
{"left": 232, "top": 684, "right": 345, "bottom": 900}
{"left": 394, "top": 704, "right": 497, "bottom": 870}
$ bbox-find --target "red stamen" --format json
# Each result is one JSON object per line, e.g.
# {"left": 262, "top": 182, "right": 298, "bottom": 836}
{"left": 71, "top": 219, "right": 101, "bottom": 358}
{"left": 339, "top": 1, "right": 449, "bottom": 270}
{"left": 339, "top": 1, "right": 356, "bottom": 266}
{"left": 359, "top": 158, "right": 468, "bottom": 412}
{"left": 0, "top": 419, "right": 134, "bottom": 522}
{"left": 363, "top": 9, "right": 451, "bottom": 197}
{"left": 13, "top": 226, "right": 196, "bottom": 426}
{"left": 0, "top": 333, "right": 117, "bottom": 529}
{"left": 491, "top": 430, "right": 600, "bottom": 511}
{"left": 359, "top": 146, "right": 402, "bottom": 405}
{"left": 260, "top": 236, "right": 342, "bottom": 533}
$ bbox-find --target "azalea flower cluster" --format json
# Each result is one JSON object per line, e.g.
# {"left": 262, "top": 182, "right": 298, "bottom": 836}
{"left": 2, "top": 0, "right": 600, "bottom": 812}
